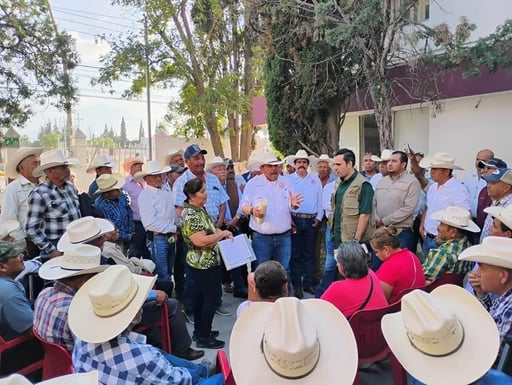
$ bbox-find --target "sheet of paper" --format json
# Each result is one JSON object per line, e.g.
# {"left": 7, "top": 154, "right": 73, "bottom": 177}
{"left": 218, "top": 234, "right": 256, "bottom": 271}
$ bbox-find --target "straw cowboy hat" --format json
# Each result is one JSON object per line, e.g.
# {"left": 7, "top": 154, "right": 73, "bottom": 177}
{"left": 371, "top": 149, "right": 394, "bottom": 162}
{"left": 230, "top": 297, "right": 358, "bottom": 385}
{"left": 484, "top": 205, "right": 512, "bottom": 230}
{"left": 287, "top": 149, "right": 315, "bottom": 165}
{"left": 206, "top": 156, "right": 228, "bottom": 171}
{"left": 419, "top": 152, "right": 464, "bottom": 170}
{"left": 0, "top": 372, "right": 99, "bottom": 385}
{"left": 162, "top": 148, "right": 184, "bottom": 165}
{"left": 430, "top": 206, "right": 480, "bottom": 233}
{"left": 123, "top": 156, "right": 145, "bottom": 173}
{"left": 258, "top": 151, "right": 283, "bottom": 166}
{"left": 133, "top": 160, "right": 171, "bottom": 183}
{"left": 38, "top": 244, "right": 107, "bottom": 281}
{"left": 458, "top": 236, "right": 512, "bottom": 269}
{"left": 246, "top": 153, "right": 263, "bottom": 172}
{"left": 68, "top": 265, "right": 156, "bottom": 343}
{"left": 382, "top": 285, "right": 499, "bottom": 385}
{"left": 32, "top": 149, "right": 72, "bottom": 178}
{"left": 57, "top": 216, "right": 115, "bottom": 251}
{"left": 86, "top": 155, "right": 117, "bottom": 174}
{"left": 0, "top": 220, "right": 22, "bottom": 240}
{"left": 94, "top": 173, "right": 125, "bottom": 194}
{"left": 5, "top": 147, "right": 43, "bottom": 179}
{"left": 314, "top": 154, "right": 333, "bottom": 166}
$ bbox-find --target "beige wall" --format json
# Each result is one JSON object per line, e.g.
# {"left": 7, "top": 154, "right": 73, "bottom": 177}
{"left": 394, "top": 106, "right": 429, "bottom": 155}
{"left": 340, "top": 115, "right": 361, "bottom": 162}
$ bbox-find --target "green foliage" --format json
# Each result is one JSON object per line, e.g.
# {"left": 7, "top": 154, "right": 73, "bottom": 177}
{"left": 0, "top": 0, "right": 79, "bottom": 127}
{"left": 89, "top": 136, "right": 119, "bottom": 149}
{"left": 39, "top": 132, "right": 61, "bottom": 149}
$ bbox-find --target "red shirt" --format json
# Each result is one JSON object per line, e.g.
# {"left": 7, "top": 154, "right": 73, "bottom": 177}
{"left": 321, "top": 269, "right": 388, "bottom": 318}
{"left": 376, "top": 248, "right": 426, "bottom": 303}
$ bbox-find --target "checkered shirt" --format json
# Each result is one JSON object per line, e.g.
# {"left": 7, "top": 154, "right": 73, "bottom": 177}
{"left": 72, "top": 331, "right": 192, "bottom": 385}
{"left": 33, "top": 281, "right": 76, "bottom": 353}
{"left": 482, "top": 289, "right": 512, "bottom": 361}
{"left": 26, "top": 179, "right": 80, "bottom": 253}
{"left": 95, "top": 190, "right": 134, "bottom": 242}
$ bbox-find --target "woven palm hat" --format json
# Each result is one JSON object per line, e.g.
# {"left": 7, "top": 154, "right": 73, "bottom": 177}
{"left": 32, "top": 149, "right": 71, "bottom": 178}
{"left": 430, "top": 206, "right": 480, "bottom": 233}
{"left": 206, "top": 156, "right": 229, "bottom": 171}
{"left": 0, "top": 372, "right": 99, "bottom": 385}
{"left": 123, "top": 156, "right": 145, "bottom": 173}
{"left": 458, "top": 236, "right": 512, "bottom": 269}
{"left": 94, "top": 173, "right": 125, "bottom": 194}
{"left": 371, "top": 149, "right": 394, "bottom": 162}
{"left": 484, "top": 205, "right": 512, "bottom": 230}
{"left": 86, "top": 155, "right": 117, "bottom": 174}
{"left": 57, "top": 216, "right": 115, "bottom": 251}
{"left": 6, "top": 147, "right": 43, "bottom": 179}
{"left": 133, "top": 160, "right": 171, "bottom": 183}
{"left": 419, "top": 152, "right": 463, "bottom": 170}
{"left": 163, "top": 148, "right": 184, "bottom": 165}
{"left": 287, "top": 149, "right": 316, "bottom": 166}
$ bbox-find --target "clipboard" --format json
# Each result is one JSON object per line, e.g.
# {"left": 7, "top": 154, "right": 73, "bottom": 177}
{"left": 218, "top": 234, "right": 256, "bottom": 271}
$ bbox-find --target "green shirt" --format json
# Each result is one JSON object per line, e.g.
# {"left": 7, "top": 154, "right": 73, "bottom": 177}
{"left": 332, "top": 171, "right": 374, "bottom": 244}
{"left": 422, "top": 235, "right": 474, "bottom": 281}
{"left": 181, "top": 203, "right": 221, "bottom": 270}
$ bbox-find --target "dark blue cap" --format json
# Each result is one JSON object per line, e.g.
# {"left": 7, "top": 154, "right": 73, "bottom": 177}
{"left": 183, "top": 144, "right": 207, "bottom": 160}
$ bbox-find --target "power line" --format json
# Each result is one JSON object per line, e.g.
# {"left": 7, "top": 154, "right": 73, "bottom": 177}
{"left": 55, "top": 16, "right": 127, "bottom": 34}
{"left": 53, "top": 6, "right": 141, "bottom": 23}
{"left": 53, "top": 8, "right": 140, "bottom": 29}
{"left": 78, "top": 93, "right": 169, "bottom": 104}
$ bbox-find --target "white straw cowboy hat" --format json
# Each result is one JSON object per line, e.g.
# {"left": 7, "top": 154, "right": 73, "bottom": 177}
{"left": 6, "top": 147, "right": 43, "bottom": 179}
{"left": 163, "top": 148, "right": 184, "bottom": 165}
{"left": 123, "top": 156, "right": 145, "bottom": 173}
{"left": 94, "top": 173, "right": 125, "bottom": 194}
{"left": 69, "top": 265, "right": 156, "bottom": 343}
{"left": 314, "top": 154, "right": 333, "bottom": 166}
{"left": 38, "top": 244, "right": 107, "bottom": 281}
{"left": 458, "top": 236, "right": 512, "bottom": 269}
{"left": 57, "top": 216, "right": 115, "bottom": 251}
{"left": 430, "top": 206, "right": 480, "bottom": 233}
{"left": 484, "top": 205, "right": 512, "bottom": 230}
{"left": 258, "top": 151, "right": 284, "bottom": 166}
{"left": 419, "top": 152, "right": 464, "bottom": 170}
{"left": 133, "top": 160, "right": 171, "bottom": 183}
{"left": 247, "top": 153, "right": 263, "bottom": 172}
{"left": 32, "top": 149, "right": 71, "bottom": 178}
{"left": 0, "top": 220, "right": 22, "bottom": 240}
{"left": 382, "top": 285, "right": 499, "bottom": 385}
{"left": 230, "top": 297, "right": 358, "bottom": 385}
{"left": 288, "top": 149, "right": 315, "bottom": 165}
{"left": 371, "top": 149, "right": 394, "bottom": 162}
{"left": 206, "top": 156, "right": 228, "bottom": 172}
{"left": 86, "top": 155, "right": 117, "bottom": 174}
{"left": 0, "top": 372, "right": 99, "bottom": 385}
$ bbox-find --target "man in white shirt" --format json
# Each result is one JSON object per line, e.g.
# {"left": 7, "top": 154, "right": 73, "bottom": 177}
{"left": 369, "top": 149, "right": 393, "bottom": 189}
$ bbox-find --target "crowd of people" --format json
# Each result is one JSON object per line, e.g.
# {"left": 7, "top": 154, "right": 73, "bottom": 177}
{"left": 0, "top": 142, "right": 511, "bottom": 384}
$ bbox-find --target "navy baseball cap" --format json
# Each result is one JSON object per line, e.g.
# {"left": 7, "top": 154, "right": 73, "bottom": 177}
{"left": 478, "top": 158, "right": 508, "bottom": 170}
{"left": 183, "top": 144, "right": 207, "bottom": 160}
{"left": 482, "top": 168, "right": 512, "bottom": 184}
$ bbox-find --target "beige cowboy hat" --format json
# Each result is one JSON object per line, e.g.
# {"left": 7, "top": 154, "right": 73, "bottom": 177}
{"left": 133, "top": 160, "right": 171, "bottom": 183}
{"left": 0, "top": 220, "right": 22, "bottom": 240}
{"left": 287, "top": 149, "right": 315, "bottom": 165}
{"left": 94, "top": 173, "right": 125, "bottom": 194}
{"left": 371, "top": 149, "right": 394, "bottom": 162}
{"left": 123, "top": 156, "right": 145, "bottom": 173}
{"left": 382, "top": 285, "right": 499, "bottom": 385}
{"left": 5, "top": 147, "right": 43, "bottom": 179}
{"left": 38, "top": 244, "right": 107, "bottom": 281}
{"left": 68, "top": 265, "right": 156, "bottom": 343}
{"left": 458, "top": 236, "right": 512, "bottom": 269}
{"left": 314, "top": 154, "right": 333, "bottom": 166}
{"left": 57, "top": 216, "right": 115, "bottom": 251}
{"left": 247, "top": 153, "right": 263, "bottom": 172}
{"left": 419, "top": 152, "right": 464, "bottom": 170}
{"left": 86, "top": 155, "right": 117, "bottom": 174}
{"left": 162, "top": 148, "right": 184, "bottom": 165}
{"left": 206, "top": 156, "right": 228, "bottom": 172}
{"left": 33, "top": 149, "right": 72, "bottom": 178}
{"left": 230, "top": 297, "right": 358, "bottom": 385}
{"left": 258, "top": 151, "right": 283, "bottom": 166}
{"left": 0, "top": 372, "right": 99, "bottom": 385}
{"left": 484, "top": 205, "right": 512, "bottom": 230}
{"left": 430, "top": 206, "right": 480, "bottom": 233}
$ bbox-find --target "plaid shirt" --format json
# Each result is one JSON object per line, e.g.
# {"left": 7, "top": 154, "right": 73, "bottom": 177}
{"left": 422, "top": 235, "right": 473, "bottom": 282}
{"left": 33, "top": 281, "right": 76, "bottom": 353}
{"left": 73, "top": 331, "right": 192, "bottom": 385}
{"left": 482, "top": 290, "right": 512, "bottom": 361}
{"left": 95, "top": 191, "right": 134, "bottom": 242}
{"left": 26, "top": 179, "right": 80, "bottom": 253}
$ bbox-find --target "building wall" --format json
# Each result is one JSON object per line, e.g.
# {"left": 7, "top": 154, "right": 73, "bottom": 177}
{"left": 339, "top": 115, "right": 361, "bottom": 162}
{"left": 394, "top": 106, "right": 429, "bottom": 155}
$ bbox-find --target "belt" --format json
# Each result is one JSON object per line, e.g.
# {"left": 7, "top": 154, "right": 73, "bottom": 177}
{"left": 426, "top": 233, "right": 436, "bottom": 239}
{"left": 253, "top": 230, "right": 291, "bottom": 236}
{"left": 291, "top": 213, "right": 316, "bottom": 219}
{"left": 149, "top": 231, "right": 175, "bottom": 237}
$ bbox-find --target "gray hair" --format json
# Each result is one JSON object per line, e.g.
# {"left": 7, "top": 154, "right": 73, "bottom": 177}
{"left": 334, "top": 241, "right": 369, "bottom": 279}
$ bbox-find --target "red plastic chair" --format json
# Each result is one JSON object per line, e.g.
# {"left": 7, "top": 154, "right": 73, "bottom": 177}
{"left": 349, "top": 301, "right": 407, "bottom": 385}
{"left": 0, "top": 334, "right": 43, "bottom": 377}
{"left": 425, "top": 272, "right": 465, "bottom": 292}
{"left": 216, "top": 350, "right": 236, "bottom": 385}
{"left": 33, "top": 328, "right": 73, "bottom": 380}
{"left": 134, "top": 301, "right": 172, "bottom": 353}
{"left": 393, "top": 284, "right": 428, "bottom": 303}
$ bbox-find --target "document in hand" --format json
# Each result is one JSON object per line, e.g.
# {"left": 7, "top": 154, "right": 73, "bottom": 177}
{"left": 218, "top": 234, "right": 256, "bottom": 271}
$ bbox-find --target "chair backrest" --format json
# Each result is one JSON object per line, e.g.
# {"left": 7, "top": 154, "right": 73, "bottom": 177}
{"left": 0, "top": 334, "right": 43, "bottom": 377}
{"left": 394, "top": 284, "right": 428, "bottom": 303}
{"left": 32, "top": 328, "right": 73, "bottom": 380}
{"left": 216, "top": 350, "right": 236, "bottom": 385}
{"left": 134, "top": 301, "right": 172, "bottom": 353}
{"left": 425, "top": 272, "right": 465, "bottom": 292}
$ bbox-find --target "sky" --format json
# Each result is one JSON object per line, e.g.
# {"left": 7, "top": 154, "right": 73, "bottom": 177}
{"left": 23, "top": 0, "right": 175, "bottom": 141}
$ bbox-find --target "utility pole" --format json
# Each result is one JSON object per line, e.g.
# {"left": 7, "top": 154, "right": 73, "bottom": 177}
{"left": 144, "top": 14, "right": 153, "bottom": 160}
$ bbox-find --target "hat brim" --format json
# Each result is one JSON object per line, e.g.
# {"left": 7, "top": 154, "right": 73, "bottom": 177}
{"left": 39, "top": 371, "right": 99, "bottom": 385}
{"left": 458, "top": 242, "right": 512, "bottom": 269}
{"left": 38, "top": 256, "right": 108, "bottom": 281}
{"left": 315, "top": 157, "right": 333, "bottom": 166}
{"left": 184, "top": 149, "right": 207, "bottom": 160}
{"left": 33, "top": 161, "right": 71, "bottom": 178}
{"left": 430, "top": 211, "right": 480, "bottom": 233}
{"left": 484, "top": 206, "right": 512, "bottom": 230}
{"left": 57, "top": 218, "right": 115, "bottom": 251}
{"left": 133, "top": 165, "right": 171, "bottom": 182}
{"left": 68, "top": 273, "right": 156, "bottom": 343}
{"left": 381, "top": 285, "right": 499, "bottom": 385}
{"left": 419, "top": 157, "right": 464, "bottom": 170}
{"left": 94, "top": 176, "right": 125, "bottom": 194}
{"left": 230, "top": 299, "right": 358, "bottom": 385}
{"left": 6, "top": 148, "right": 44, "bottom": 180}
{"left": 260, "top": 160, "right": 284, "bottom": 166}
{"left": 371, "top": 155, "right": 389, "bottom": 162}
{"left": 123, "top": 158, "right": 145, "bottom": 173}
{"left": 163, "top": 149, "right": 185, "bottom": 165}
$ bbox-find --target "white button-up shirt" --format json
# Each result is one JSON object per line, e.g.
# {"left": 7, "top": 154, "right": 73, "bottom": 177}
{"left": 0, "top": 176, "right": 37, "bottom": 238}
{"left": 287, "top": 172, "right": 323, "bottom": 221}
{"left": 138, "top": 185, "right": 177, "bottom": 234}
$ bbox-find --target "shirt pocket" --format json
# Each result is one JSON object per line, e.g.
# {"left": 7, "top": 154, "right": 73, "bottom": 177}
{"left": 46, "top": 201, "right": 69, "bottom": 219}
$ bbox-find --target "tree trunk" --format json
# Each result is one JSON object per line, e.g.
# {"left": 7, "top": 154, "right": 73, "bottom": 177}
{"left": 368, "top": 76, "right": 394, "bottom": 151}
{"left": 206, "top": 112, "right": 224, "bottom": 157}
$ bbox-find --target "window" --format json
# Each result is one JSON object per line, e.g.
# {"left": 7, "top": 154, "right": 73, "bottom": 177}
{"left": 360, "top": 114, "right": 380, "bottom": 161}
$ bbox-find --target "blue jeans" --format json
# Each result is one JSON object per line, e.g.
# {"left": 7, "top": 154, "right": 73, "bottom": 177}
{"left": 398, "top": 229, "right": 416, "bottom": 254}
{"left": 163, "top": 352, "right": 224, "bottom": 385}
{"left": 411, "top": 369, "right": 512, "bottom": 385}
{"left": 290, "top": 217, "right": 316, "bottom": 289}
{"left": 421, "top": 236, "right": 439, "bottom": 262}
{"left": 252, "top": 231, "right": 291, "bottom": 269}
{"left": 316, "top": 227, "right": 339, "bottom": 298}
{"left": 151, "top": 234, "right": 176, "bottom": 281}
{"left": 129, "top": 220, "right": 150, "bottom": 258}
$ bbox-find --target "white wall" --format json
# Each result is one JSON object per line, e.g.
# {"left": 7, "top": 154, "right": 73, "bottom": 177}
{"left": 340, "top": 115, "right": 361, "bottom": 161}
{"left": 394, "top": 106, "right": 430, "bottom": 155}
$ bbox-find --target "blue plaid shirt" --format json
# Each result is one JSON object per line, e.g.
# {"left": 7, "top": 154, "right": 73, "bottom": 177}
{"left": 95, "top": 190, "right": 134, "bottom": 242}
{"left": 26, "top": 179, "right": 80, "bottom": 254}
{"left": 73, "top": 331, "right": 192, "bottom": 385}
{"left": 34, "top": 281, "right": 76, "bottom": 353}
{"left": 482, "top": 289, "right": 512, "bottom": 361}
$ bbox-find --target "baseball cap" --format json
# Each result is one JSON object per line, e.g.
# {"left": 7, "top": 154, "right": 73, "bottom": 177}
{"left": 482, "top": 168, "right": 512, "bottom": 185}
{"left": 0, "top": 241, "right": 24, "bottom": 261}
{"left": 183, "top": 144, "right": 207, "bottom": 160}
{"left": 169, "top": 163, "right": 186, "bottom": 173}
{"left": 478, "top": 158, "right": 508, "bottom": 169}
